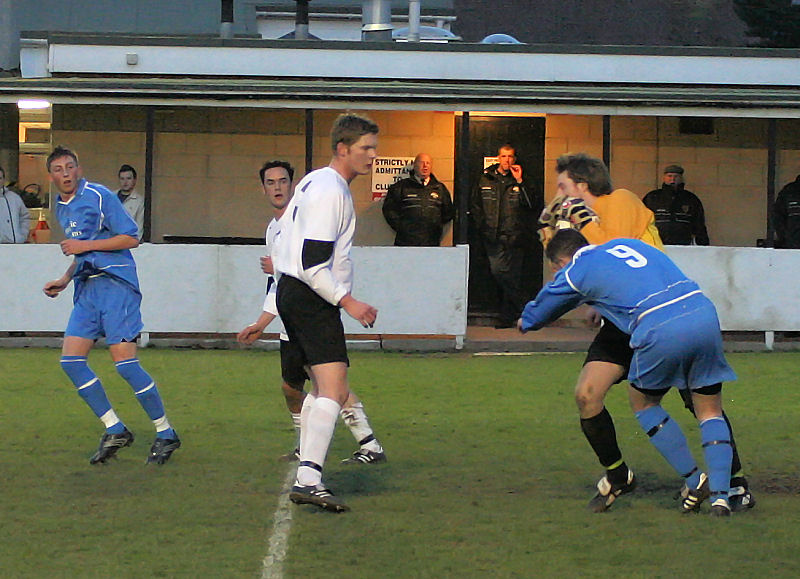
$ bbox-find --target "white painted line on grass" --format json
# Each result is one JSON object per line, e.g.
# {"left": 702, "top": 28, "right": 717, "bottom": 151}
{"left": 261, "top": 466, "right": 296, "bottom": 579}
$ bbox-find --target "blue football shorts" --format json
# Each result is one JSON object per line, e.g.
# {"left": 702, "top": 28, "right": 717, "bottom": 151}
{"left": 65, "top": 274, "right": 143, "bottom": 344}
{"left": 628, "top": 294, "right": 737, "bottom": 391}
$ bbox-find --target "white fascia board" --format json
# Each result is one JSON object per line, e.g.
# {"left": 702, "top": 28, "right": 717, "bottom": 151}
{"left": 46, "top": 43, "right": 800, "bottom": 87}
{"left": 2, "top": 91, "right": 800, "bottom": 118}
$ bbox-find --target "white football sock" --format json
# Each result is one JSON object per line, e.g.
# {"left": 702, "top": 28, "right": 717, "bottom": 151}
{"left": 298, "top": 393, "right": 316, "bottom": 457}
{"left": 296, "top": 396, "right": 340, "bottom": 487}
{"left": 290, "top": 412, "right": 301, "bottom": 448}
{"left": 340, "top": 401, "right": 383, "bottom": 453}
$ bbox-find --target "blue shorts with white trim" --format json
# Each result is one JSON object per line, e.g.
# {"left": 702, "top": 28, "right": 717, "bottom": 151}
{"left": 65, "top": 274, "right": 143, "bottom": 344}
{"left": 629, "top": 294, "right": 736, "bottom": 391}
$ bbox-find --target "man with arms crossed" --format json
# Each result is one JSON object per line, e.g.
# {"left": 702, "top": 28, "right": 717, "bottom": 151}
{"left": 273, "top": 114, "right": 379, "bottom": 512}
{"left": 238, "top": 160, "right": 385, "bottom": 465}
{"left": 520, "top": 229, "right": 738, "bottom": 516}
{"left": 42, "top": 146, "right": 180, "bottom": 465}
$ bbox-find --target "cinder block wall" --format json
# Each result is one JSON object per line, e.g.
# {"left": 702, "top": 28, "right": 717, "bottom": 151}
{"left": 544, "top": 115, "right": 800, "bottom": 248}
{"left": 312, "top": 109, "right": 456, "bottom": 246}
{"left": 51, "top": 105, "right": 799, "bottom": 250}
{"left": 147, "top": 108, "right": 306, "bottom": 241}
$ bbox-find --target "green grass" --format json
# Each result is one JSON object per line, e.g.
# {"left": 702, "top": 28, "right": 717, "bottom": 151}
{"left": 1, "top": 349, "right": 798, "bottom": 578}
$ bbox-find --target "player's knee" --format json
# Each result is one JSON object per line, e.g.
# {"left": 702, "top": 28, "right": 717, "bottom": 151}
{"left": 281, "top": 381, "right": 304, "bottom": 400}
{"left": 575, "top": 381, "right": 604, "bottom": 413}
{"left": 60, "top": 356, "right": 95, "bottom": 388}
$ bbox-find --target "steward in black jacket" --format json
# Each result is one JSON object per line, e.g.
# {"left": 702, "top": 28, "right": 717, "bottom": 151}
{"left": 383, "top": 173, "right": 454, "bottom": 246}
{"left": 642, "top": 184, "right": 709, "bottom": 245}
{"left": 774, "top": 174, "right": 800, "bottom": 249}
{"left": 470, "top": 155, "right": 541, "bottom": 327}
{"left": 471, "top": 163, "right": 537, "bottom": 246}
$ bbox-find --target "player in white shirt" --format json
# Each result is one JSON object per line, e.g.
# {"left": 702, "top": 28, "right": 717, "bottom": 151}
{"left": 237, "top": 160, "right": 385, "bottom": 467}
{"left": 273, "top": 114, "right": 380, "bottom": 512}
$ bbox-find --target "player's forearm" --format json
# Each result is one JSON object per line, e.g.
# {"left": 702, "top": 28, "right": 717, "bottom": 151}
{"left": 303, "top": 266, "right": 348, "bottom": 306}
{"left": 579, "top": 221, "right": 623, "bottom": 245}
{"left": 84, "top": 234, "right": 139, "bottom": 252}
{"left": 251, "top": 310, "right": 276, "bottom": 331}
{"left": 520, "top": 284, "right": 582, "bottom": 331}
{"left": 62, "top": 260, "right": 78, "bottom": 282}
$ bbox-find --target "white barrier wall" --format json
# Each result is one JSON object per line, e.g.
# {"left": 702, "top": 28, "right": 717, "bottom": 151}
{"left": 1, "top": 244, "right": 797, "bottom": 336}
{"left": 663, "top": 245, "right": 800, "bottom": 331}
{"left": 0, "top": 244, "right": 469, "bottom": 337}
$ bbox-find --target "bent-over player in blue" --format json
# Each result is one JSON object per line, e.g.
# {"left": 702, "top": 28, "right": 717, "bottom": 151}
{"left": 42, "top": 146, "right": 180, "bottom": 465}
{"left": 519, "top": 229, "right": 738, "bottom": 516}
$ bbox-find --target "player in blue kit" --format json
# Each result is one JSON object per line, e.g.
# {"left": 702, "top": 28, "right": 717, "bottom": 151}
{"left": 42, "top": 146, "right": 180, "bottom": 465}
{"left": 519, "top": 229, "right": 739, "bottom": 516}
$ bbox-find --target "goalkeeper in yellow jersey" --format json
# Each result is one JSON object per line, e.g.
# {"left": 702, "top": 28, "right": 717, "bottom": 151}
{"left": 535, "top": 153, "right": 753, "bottom": 513}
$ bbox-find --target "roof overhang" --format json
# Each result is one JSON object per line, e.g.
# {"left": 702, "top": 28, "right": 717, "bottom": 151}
{"left": 3, "top": 33, "right": 799, "bottom": 117}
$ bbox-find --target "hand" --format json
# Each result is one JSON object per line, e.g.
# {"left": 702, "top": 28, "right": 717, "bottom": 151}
{"left": 516, "top": 318, "right": 526, "bottom": 333}
{"left": 340, "top": 294, "right": 378, "bottom": 328}
{"left": 558, "top": 197, "right": 598, "bottom": 230}
{"left": 60, "top": 238, "right": 88, "bottom": 256}
{"left": 237, "top": 324, "right": 264, "bottom": 344}
{"left": 537, "top": 225, "right": 556, "bottom": 246}
{"left": 43, "top": 278, "right": 69, "bottom": 298}
{"left": 510, "top": 164, "right": 523, "bottom": 182}
{"left": 260, "top": 255, "right": 273, "bottom": 274}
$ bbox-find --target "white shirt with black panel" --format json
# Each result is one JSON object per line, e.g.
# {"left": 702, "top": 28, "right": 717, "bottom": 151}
{"left": 273, "top": 166, "right": 355, "bottom": 304}
{"left": 263, "top": 217, "right": 280, "bottom": 317}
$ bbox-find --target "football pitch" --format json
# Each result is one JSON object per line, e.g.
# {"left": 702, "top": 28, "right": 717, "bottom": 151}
{"left": 1, "top": 348, "right": 799, "bottom": 578}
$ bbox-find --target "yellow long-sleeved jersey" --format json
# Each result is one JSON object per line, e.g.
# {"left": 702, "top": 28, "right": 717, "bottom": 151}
{"left": 580, "top": 188, "right": 664, "bottom": 250}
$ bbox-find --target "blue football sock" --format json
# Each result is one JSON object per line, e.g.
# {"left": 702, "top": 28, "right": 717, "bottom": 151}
{"left": 61, "top": 356, "right": 124, "bottom": 432}
{"left": 636, "top": 405, "right": 699, "bottom": 486}
{"left": 700, "top": 416, "right": 733, "bottom": 500}
{"left": 116, "top": 358, "right": 173, "bottom": 437}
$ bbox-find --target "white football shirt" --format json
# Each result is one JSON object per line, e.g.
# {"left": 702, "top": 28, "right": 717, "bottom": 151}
{"left": 273, "top": 166, "right": 355, "bottom": 305}
{"left": 262, "top": 216, "right": 280, "bottom": 317}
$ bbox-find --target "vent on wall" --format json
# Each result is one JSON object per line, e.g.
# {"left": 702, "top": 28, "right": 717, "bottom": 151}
{"left": 679, "top": 117, "right": 715, "bottom": 135}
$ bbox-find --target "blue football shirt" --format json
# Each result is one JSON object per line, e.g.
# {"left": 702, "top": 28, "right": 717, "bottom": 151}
{"left": 55, "top": 178, "right": 140, "bottom": 293}
{"left": 520, "top": 238, "right": 702, "bottom": 336}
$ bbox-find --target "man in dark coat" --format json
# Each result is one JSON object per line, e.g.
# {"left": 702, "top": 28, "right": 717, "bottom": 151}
{"left": 382, "top": 153, "right": 454, "bottom": 247}
{"left": 643, "top": 165, "right": 709, "bottom": 246}
{"left": 471, "top": 144, "right": 539, "bottom": 328}
{"left": 773, "top": 174, "right": 800, "bottom": 249}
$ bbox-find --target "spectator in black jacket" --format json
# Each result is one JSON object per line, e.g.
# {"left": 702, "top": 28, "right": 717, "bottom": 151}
{"left": 382, "top": 153, "right": 454, "bottom": 246}
{"left": 471, "top": 144, "right": 540, "bottom": 328}
{"left": 643, "top": 165, "right": 709, "bottom": 245}
{"left": 773, "top": 174, "right": 800, "bottom": 249}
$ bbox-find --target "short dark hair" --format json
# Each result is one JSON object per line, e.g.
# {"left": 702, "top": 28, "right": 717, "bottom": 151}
{"left": 497, "top": 143, "right": 516, "bottom": 156}
{"left": 46, "top": 146, "right": 79, "bottom": 171}
{"left": 118, "top": 164, "right": 137, "bottom": 179}
{"left": 556, "top": 153, "right": 613, "bottom": 196}
{"left": 330, "top": 113, "right": 379, "bottom": 152}
{"left": 545, "top": 228, "right": 589, "bottom": 265}
{"left": 259, "top": 160, "right": 295, "bottom": 183}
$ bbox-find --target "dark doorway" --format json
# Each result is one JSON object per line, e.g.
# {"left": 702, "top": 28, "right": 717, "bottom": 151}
{"left": 455, "top": 115, "right": 546, "bottom": 326}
